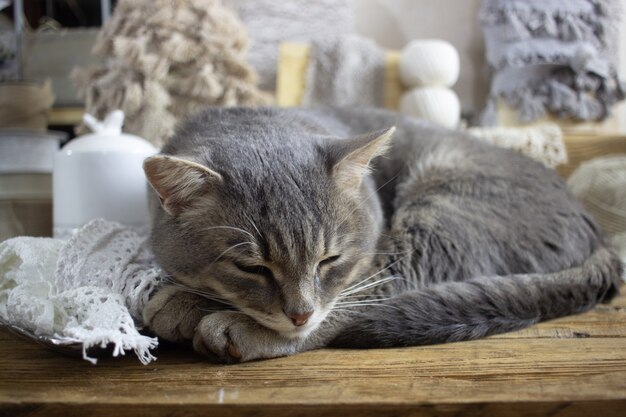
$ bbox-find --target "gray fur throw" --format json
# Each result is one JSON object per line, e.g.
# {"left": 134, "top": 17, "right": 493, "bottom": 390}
{"left": 302, "top": 35, "right": 386, "bottom": 108}
{"left": 480, "top": 0, "right": 626, "bottom": 124}
{"left": 228, "top": 0, "right": 354, "bottom": 92}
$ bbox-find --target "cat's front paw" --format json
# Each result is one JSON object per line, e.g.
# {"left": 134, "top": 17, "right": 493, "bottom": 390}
{"left": 143, "top": 286, "right": 209, "bottom": 342}
{"left": 193, "top": 311, "right": 298, "bottom": 364}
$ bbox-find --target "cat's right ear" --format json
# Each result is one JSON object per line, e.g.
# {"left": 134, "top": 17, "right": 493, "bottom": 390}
{"left": 327, "top": 126, "right": 395, "bottom": 189}
{"left": 143, "top": 155, "right": 223, "bottom": 216}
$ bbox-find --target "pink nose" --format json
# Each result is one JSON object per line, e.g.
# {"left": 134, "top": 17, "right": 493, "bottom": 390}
{"left": 285, "top": 310, "right": 314, "bottom": 326}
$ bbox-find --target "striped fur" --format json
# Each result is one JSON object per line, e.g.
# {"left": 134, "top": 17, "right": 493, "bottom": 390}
{"left": 143, "top": 107, "right": 623, "bottom": 363}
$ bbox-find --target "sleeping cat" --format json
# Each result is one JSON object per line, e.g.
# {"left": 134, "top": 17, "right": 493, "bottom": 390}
{"left": 142, "top": 107, "right": 623, "bottom": 363}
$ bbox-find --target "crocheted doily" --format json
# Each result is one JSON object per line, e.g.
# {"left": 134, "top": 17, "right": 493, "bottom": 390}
{"left": 0, "top": 219, "right": 163, "bottom": 364}
{"left": 466, "top": 123, "right": 567, "bottom": 168}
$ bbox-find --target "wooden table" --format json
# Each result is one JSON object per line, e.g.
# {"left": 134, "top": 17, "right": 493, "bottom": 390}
{"left": 1, "top": 292, "right": 625, "bottom": 417}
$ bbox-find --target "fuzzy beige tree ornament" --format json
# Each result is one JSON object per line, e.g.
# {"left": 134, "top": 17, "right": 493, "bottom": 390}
{"left": 73, "top": 0, "right": 271, "bottom": 147}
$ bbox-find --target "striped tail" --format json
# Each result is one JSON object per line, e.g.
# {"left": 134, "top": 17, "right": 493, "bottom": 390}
{"left": 330, "top": 246, "right": 623, "bottom": 348}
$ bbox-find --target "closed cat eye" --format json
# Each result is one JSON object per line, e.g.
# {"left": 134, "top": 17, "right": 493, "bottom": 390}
{"left": 319, "top": 255, "right": 341, "bottom": 266}
{"left": 234, "top": 262, "right": 274, "bottom": 280}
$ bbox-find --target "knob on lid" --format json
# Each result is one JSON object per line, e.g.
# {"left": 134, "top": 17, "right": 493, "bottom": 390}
{"left": 83, "top": 110, "right": 125, "bottom": 135}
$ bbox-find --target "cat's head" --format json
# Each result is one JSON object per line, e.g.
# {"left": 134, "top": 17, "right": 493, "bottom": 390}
{"left": 144, "top": 126, "right": 394, "bottom": 338}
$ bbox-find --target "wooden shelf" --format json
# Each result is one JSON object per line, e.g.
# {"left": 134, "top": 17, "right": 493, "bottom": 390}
{"left": 48, "top": 107, "right": 84, "bottom": 126}
{"left": 1, "top": 292, "right": 625, "bottom": 416}
{"left": 559, "top": 134, "right": 626, "bottom": 177}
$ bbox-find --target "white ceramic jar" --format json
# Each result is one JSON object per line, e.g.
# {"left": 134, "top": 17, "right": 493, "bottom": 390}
{"left": 53, "top": 111, "right": 158, "bottom": 239}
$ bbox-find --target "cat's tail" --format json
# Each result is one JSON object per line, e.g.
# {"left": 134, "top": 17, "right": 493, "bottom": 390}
{"left": 330, "top": 245, "right": 624, "bottom": 348}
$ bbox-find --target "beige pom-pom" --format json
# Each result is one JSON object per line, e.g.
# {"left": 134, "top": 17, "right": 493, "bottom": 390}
{"left": 399, "top": 87, "right": 461, "bottom": 129}
{"left": 73, "top": 0, "right": 272, "bottom": 148}
{"left": 399, "top": 39, "right": 460, "bottom": 88}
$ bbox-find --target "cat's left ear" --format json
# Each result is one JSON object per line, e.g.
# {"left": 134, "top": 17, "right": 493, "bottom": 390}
{"left": 328, "top": 126, "right": 395, "bottom": 188}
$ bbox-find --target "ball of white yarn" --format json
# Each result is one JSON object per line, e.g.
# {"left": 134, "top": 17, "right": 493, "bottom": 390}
{"left": 399, "top": 39, "right": 460, "bottom": 87}
{"left": 399, "top": 87, "right": 461, "bottom": 129}
{"left": 567, "top": 155, "right": 626, "bottom": 235}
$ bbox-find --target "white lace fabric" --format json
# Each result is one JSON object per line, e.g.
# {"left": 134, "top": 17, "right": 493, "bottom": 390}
{"left": 0, "top": 219, "right": 163, "bottom": 364}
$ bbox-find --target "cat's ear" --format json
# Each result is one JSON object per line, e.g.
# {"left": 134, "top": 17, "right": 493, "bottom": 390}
{"left": 143, "top": 155, "right": 223, "bottom": 216}
{"left": 329, "top": 126, "right": 395, "bottom": 188}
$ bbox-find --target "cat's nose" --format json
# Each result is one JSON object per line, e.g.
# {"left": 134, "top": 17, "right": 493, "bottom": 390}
{"left": 284, "top": 309, "right": 314, "bottom": 326}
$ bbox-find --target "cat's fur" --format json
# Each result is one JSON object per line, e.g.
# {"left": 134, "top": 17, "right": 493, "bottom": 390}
{"left": 142, "top": 107, "right": 623, "bottom": 363}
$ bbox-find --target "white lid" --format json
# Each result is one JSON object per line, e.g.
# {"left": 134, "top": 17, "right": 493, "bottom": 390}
{"left": 59, "top": 110, "right": 157, "bottom": 155}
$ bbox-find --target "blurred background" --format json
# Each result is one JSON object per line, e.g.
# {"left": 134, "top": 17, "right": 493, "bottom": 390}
{"left": 1, "top": 0, "right": 625, "bottom": 246}
{"left": 1, "top": 0, "right": 625, "bottom": 126}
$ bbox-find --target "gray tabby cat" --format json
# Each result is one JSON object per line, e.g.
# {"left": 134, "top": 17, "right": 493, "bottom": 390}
{"left": 142, "top": 107, "right": 623, "bottom": 363}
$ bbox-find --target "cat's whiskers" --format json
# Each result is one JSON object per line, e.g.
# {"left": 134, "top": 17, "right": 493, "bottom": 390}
{"left": 204, "top": 225, "right": 256, "bottom": 241}
{"left": 170, "top": 286, "right": 229, "bottom": 304}
{"left": 331, "top": 233, "right": 349, "bottom": 242}
{"left": 176, "top": 288, "right": 231, "bottom": 305}
{"left": 339, "top": 269, "right": 396, "bottom": 292}
{"left": 162, "top": 276, "right": 234, "bottom": 306}
{"left": 339, "top": 276, "right": 400, "bottom": 297}
{"left": 377, "top": 232, "right": 405, "bottom": 245}
{"left": 331, "top": 293, "right": 404, "bottom": 312}
{"left": 333, "top": 302, "right": 403, "bottom": 312}
{"left": 339, "top": 256, "right": 406, "bottom": 295}
{"left": 337, "top": 273, "right": 419, "bottom": 299}
{"left": 211, "top": 241, "right": 255, "bottom": 265}
{"left": 363, "top": 249, "right": 413, "bottom": 256}
{"left": 339, "top": 294, "right": 392, "bottom": 300}
{"left": 336, "top": 296, "right": 395, "bottom": 305}
{"left": 243, "top": 213, "right": 263, "bottom": 239}
{"left": 327, "top": 308, "right": 367, "bottom": 316}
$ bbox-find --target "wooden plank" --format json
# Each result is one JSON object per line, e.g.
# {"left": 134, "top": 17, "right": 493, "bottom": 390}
{"left": 276, "top": 43, "right": 310, "bottom": 108}
{"left": 0, "top": 293, "right": 624, "bottom": 416}
{"left": 1, "top": 337, "right": 625, "bottom": 416}
{"left": 494, "top": 99, "right": 622, "bottom": 135}
{"left": 383, "top": 50, "right": 403, "bottom": 110}
{"left": 1, "top": 337, "right": 625, "bottom": 403}
{"left": 558, "top": 134, "right": 626, "bottom": 178}
{"left": 48, "top": 107, "right": 83, "bottom": 126}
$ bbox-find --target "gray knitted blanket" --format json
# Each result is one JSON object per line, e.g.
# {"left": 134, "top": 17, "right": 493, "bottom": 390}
{"left": 480, "top": 0, "right": 625, "bottom": 124}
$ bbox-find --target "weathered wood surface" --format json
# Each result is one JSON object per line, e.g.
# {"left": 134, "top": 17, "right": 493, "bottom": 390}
{"left": 0, "top": 292, "right": 624, "bottom": 417}
{"left": 556, "top": 134, "right": 626, "bottom": 178}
